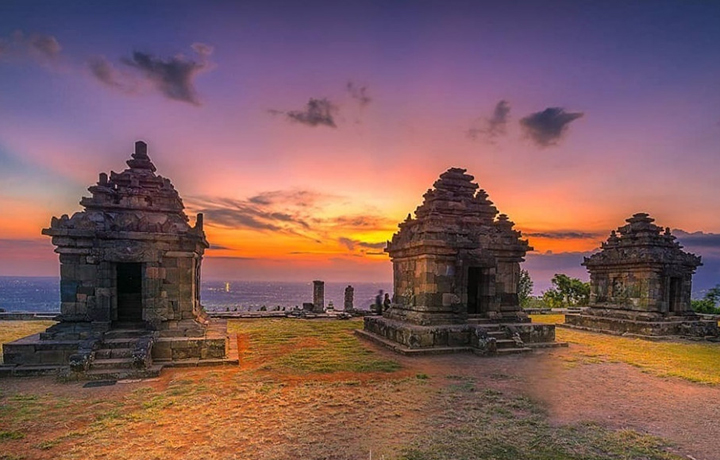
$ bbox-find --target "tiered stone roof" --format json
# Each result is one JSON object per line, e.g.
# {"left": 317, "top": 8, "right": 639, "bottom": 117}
{"left": 584, "top": 213, "right": 701, "bottom": 269}
{"left": 386, "top": 167, "right": 531, "bottom": 259}
{"left": 45, "top": 141, "right": 205, "bottom": 239}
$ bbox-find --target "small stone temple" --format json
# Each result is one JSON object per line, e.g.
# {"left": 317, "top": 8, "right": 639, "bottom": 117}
{"left": 359, "top": 167, "right": 560, "bottom": 354}
{"left": 2, "top": 141, "right": 236, "bottom": 379}
{"left": 565, "top": 213, "right": 720, "bottom": 339}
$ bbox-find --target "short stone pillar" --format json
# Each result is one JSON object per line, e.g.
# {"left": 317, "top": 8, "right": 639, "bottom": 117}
{"left": 344, "top": 285, "right": 354, "bottom": 311}
{"left": 313, "top": 280, "right": 325, "bottom": 313}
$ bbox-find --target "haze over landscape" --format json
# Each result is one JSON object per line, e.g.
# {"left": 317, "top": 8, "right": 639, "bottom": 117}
{"left": 1, "top": 1, "right": 720, "bottom": 293}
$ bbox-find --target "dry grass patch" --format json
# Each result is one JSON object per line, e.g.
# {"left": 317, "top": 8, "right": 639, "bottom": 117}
{"left": 0, "top": 317, "right": 696, "bottom": 460}
{"left": 230, "top": 318, "right": 401, "bottom": 374}
{"left": 532, "top": 314, "right": 720, "bottom": 384}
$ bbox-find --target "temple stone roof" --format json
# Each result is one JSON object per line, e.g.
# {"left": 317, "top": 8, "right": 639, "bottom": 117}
{"left": 44, "top": 141, "right": 205, "bottom": 241}
{"left": 583, "top": 213, "right": 701, "bottom": 270}
{"left": 386, "top": 167, "right": 531, "bottom": 259}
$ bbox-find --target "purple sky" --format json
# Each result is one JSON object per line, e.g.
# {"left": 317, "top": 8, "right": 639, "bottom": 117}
{"left": 1, "top": 1, "right": 720, "bottom": 293}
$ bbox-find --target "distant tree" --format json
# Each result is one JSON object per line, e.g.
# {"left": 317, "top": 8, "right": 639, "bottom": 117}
{"left": 517, "top": 269, "right": 533, "bottom": 308}
{"left": 691, "top": 284, "right": 720, "bottom": 314}
{"left": 542, "top": 274, "right": 590, "bottom": 308}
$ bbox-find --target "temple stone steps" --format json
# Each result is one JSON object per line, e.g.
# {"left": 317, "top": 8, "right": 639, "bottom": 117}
{"left": 104, "top": 328, "right": 152, "bottom": 340}
{"left": 84, "top": 364, "right": 163, "bottom": 381}
{"left": 92, "top": 357, "right": 135, "bottom": 370}
{"left": 95, "top": 347, "right": 133, "bottom": 359}
{"left": 84, "top": 329, "right": 158, "bottom": 380}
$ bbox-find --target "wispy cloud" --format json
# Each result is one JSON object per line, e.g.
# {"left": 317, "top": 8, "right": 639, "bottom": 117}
{"left": 187, "top": 189, "right": 395, "bottom": 256}
{"left": 467, "top": 100, "right": 510, "bottom": 142}
{"left": 0, "top": 30, "right": 62, "bottom": 66}
{"left": 346, "top": 81, "right": 371, "bottom": 107}
{"left": 325, "top": 215, "right": 397, "bottom": 231}
{"left": 88, "top": 43, "right": 214, "bottom": 105}
{"left": 187, "top": 189, "right": 337, "bottom": 241}
{"left": 524, "top": 230, "right": 604, "bottom": 240}
{"left": 337, "top": 237, "right": 386, "bottom": 251}
{"left": 519, "top": 107, "right": 584, "bottom": 147}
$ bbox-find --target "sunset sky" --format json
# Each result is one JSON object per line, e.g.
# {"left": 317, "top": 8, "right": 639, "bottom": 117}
{"left": 1, "top": 1, "right": 720, "bottom": 292}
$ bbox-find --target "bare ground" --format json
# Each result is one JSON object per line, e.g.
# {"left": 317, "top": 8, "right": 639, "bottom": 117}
{"left": 1, "top": 329, "right": 719, "bottom": 459}
{"left": 387, "top": 344, "right": 720, "bottom": 460}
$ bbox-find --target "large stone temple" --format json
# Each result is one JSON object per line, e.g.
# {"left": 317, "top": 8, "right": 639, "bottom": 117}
{"left": 2, "top": 141, "right": 237, "bottom": 378}
{"left": 565, "top": 213, "right": 720, "bottom": 339}
{"left": 359, "top": 168, "right": 560, "bottom": 354}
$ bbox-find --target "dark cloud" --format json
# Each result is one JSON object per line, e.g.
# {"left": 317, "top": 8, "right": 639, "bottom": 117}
{"left": 248, "top": 190, "right": 327, "bottom": 207}
{"left": 467, "top": 100, "right": 510, "bottom": 142}
{"left": 520, "top": 107, "right": 584, "bottom": 147}
{"left": 338, "top": 237, "right": 386, "bottom": 251}
{"left": 673, "top": 230, "right": 720, "bottom": 254}
{"left": 285, "top": 98, "right": 338, "bottom": 127}
{"left": 87, "top": 56, "right": 137, "bottom": 93}
{"left": 346, "top": 81, "right": 371, "bottom": 106}
{"left": 524, "top": 231, "right": 604, "bottom": 240}
{"left": 89, "top": 43, "right": 213, "bottom": 105}
{"left": 121, "top": 46, "right": 212, "bottom": 105}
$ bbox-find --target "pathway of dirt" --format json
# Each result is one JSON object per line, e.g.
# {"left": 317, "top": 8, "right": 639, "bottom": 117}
{"left": 381, "top": 345, "right": 720, "bottom": 460}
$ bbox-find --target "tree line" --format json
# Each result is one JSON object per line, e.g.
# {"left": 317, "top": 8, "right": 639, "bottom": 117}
{"left": 518, "top": 270, "right": 720, "bottom": 314}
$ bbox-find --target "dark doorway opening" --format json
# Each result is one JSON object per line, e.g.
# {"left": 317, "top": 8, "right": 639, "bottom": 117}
{"left": 467, "top": 267, "right": 490, "bottom": 315}
{"left": 117, "top": 263, "right": 143, "bottom": 322}
{"left": 668, "top": 277, "right": 682, "bottom": 313}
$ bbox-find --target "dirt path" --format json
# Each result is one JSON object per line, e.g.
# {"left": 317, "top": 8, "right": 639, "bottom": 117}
{"left": 385, "top": 345, "right": 720, "bottom": 460}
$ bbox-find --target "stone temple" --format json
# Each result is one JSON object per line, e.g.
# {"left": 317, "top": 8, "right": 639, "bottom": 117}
{"left": 359, "top": 168, "right": 560, "bottom": 354}
{"left": 565, "top": 213, "right": 720, "bottom": 339}
{"left": 2, "top": 141, "right": 237, "bottom": 378}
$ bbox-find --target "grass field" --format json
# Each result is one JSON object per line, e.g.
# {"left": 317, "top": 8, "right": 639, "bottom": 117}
{"left": 0, "top": 317, "right": 708, "bottom": 459}
{"left": 532, "top": 314, "right": 720, "bottom": 384}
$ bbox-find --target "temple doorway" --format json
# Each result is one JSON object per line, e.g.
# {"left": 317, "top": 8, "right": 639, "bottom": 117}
{"left": 668, "top": 277, "right": 682, "bottom": 313}
{"left": 117, "top": 263, "right": 143, "bottom": 322}
{"left": 467, "top": 267, "right": 490, "bottom": 315}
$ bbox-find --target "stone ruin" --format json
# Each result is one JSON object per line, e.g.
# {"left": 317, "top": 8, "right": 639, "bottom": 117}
{"left": 313, "top": 280, "right": 325, "bottom": 313}
{"left": 565, "top": 213, "right": 720, "bottom": 339}
{"left": 359, "top": 167, "right": 561, "bottom": 355}
{"left": 344, "top": 285, "right": 354, "bottom": 312}
{"left": 2, "top": 141, "right": 237, "bottom": 379}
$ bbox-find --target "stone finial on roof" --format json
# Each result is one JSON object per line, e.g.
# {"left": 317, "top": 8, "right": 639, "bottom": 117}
{"left": 126, "top": 140, "right": 157, "bottom": 172}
